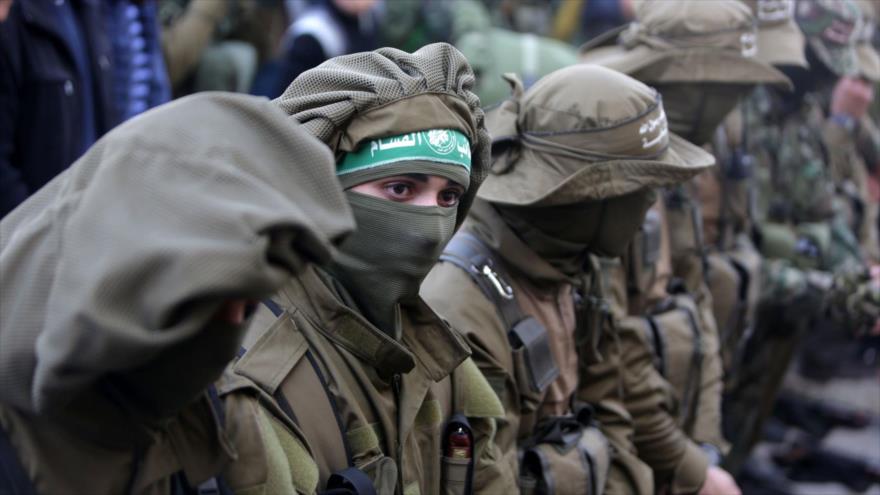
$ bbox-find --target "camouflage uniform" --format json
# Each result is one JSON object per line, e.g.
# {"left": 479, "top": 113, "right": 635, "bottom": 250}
{"left": 723, "top": 0, "right": 879, "bottom": 471}
{"left": 580, "top": 1, "right": 791, "bottom": 483}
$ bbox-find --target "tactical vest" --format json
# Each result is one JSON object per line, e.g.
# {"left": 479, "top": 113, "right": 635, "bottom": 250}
{"left": 440, "top": 232, "right": 610, "bottom": 495}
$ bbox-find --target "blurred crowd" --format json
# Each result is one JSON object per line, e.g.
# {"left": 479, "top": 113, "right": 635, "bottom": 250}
{"left": 0, "top": 0, "right": 648, "bottom": 217}
{"left": 1, "top": 1, "right": 879, "bottom": 494}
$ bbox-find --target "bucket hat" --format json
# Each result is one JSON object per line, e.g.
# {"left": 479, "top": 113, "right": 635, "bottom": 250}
{"left": 477, "top": 64, "right": 715, "bottom": 207}
{"left": 579, "top": 0, "right": 791, "bottom": 86}
{"left": 854, "top": 0, "right": 880, "bottom": 81}
{"left": 796, "top": 0, "right": 862, "bottom": 77}
{"left": 744, "top": 0, "right": 808, "bottom": 67}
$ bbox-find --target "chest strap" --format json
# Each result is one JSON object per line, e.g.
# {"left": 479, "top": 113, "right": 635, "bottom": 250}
{"left": 440, "top": 232, "right": 559, "bottom": 394}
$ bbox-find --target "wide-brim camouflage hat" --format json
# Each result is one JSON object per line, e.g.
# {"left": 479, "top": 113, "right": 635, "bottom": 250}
{"left": 796, "top": 0, "right": 861, "bottom": 77}
{"left": 477, "top": 65, "right": 715, "bottom": 207}
{"left": 743, "top": 0, "right": 808, "bottom": 68}
{"left": 274, "top": 42, "right": 489, "bottom": 228}
{"left": 579, "top": 0, "right": 791, "bottom": 87}
{"left": 854, "top": 0, "right": 880, "bottom": 81}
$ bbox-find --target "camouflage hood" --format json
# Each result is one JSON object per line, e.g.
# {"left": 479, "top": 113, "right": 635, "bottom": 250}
{"left": 0, "top": 94, "right": 353, "bottom": 426}
{"left": 273, "top": 42, "right": 489, "bottom": 228}
{"left": 580, "top": 0, "right": 791, "bottom": 87}
{"left": 478, "top": 64, "right": 715, "bottom": 206}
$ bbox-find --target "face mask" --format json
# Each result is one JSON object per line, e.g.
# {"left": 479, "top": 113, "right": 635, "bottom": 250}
{"left": 497, "top": 189, "right": 657, "bottom": 276}
{"left": 656, "top": 83, "right": 752, "bottom": 145}
{"left": 327, "top": 191, "right": 457, "bottom": 334}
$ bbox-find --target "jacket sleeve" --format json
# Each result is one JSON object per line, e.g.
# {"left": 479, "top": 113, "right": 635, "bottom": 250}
{"left": 616, "top": 318, "right": 709, "bottom": 494}
{"left": 0, "top": 20, "right": 30, "bottom": 217}
{"left": 576, "top": 318, "right": 656, "bottom": 495}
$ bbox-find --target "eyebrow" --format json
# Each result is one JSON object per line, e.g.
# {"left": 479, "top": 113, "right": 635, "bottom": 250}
{"left": 397, "top": 173, "right": 464, "bottom": 188}
{"left": 401, "top": 173, "right": 430, "bottom": 183}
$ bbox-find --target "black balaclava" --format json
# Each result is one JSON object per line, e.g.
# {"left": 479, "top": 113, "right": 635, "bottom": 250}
{"left": 495, "top": 189, "right": 658, "bottom": 278}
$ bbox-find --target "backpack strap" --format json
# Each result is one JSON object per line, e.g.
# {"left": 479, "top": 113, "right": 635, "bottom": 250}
{"left": 258, "top": 301, "right": 375, "bottom": 495}
{"left": 0, "top": 420, "right": 35, "bottom": 495}
{"left": 440, "top": 232, "right": 559, "bottom": 394}
{"left": 439, "top": 232, "right": 523, "bottom": 329}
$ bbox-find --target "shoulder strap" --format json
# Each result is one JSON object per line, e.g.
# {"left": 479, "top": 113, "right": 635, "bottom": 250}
{"left": 0, "top": 421, "right": 35, "bottom": 495}
{"left": 439, "top": 232, "right": 524, "bottom": 329}
{"left": 441, "top": 233, "right": 560, "bottom": 395}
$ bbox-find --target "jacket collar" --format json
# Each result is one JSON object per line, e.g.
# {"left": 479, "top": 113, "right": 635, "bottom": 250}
{"left": 464, "top": 200, "right": 571, "bottom": 287}
{"left": 281, "top": 266, "right": 470, "bottom": 381}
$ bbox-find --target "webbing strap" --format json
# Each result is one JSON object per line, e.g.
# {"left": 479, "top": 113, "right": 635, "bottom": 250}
{"left": 326, "top": 467, "right": 377, "bottom": 495}
{"left": 258, "top": 301, "right": 362, "bottom": 488}
{"left": 0, "top": 423, "right": 34, "bottom": 495}
{"left": 440, "top": 232, "right": 524, "bottom": 329}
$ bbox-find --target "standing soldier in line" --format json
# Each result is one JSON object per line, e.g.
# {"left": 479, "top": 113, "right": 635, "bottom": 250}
{"left": 580, "top": 0, "right": 790, "bottom": 487}
{"left": 422, "top": 64, "right": 719, "bottom": 495}
{"left": 701, "top": 0, "right": 806, "bottom": 378}
{"left": 727, "top": 0, "right": 879, "bottom": 472}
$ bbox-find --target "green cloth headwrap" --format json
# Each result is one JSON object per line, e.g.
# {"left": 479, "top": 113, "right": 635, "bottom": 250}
{"left": 337, "top": 129, "right": 472, "bottom": 188}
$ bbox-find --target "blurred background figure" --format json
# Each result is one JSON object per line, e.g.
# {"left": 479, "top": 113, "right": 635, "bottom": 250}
{"left": 160, "top": 0, "right": 287, "bottom": 96}
{"left": 0, "top": 0, "right": 120, "bottom": 217}
{"left": 250, "top": 0, "right": 379, "bottom": 98}
{"left": 104, "top": 0, "right": 170, "bottom": 120}
{"left": 552, "top": 0, "right": 635, "bottom": 46}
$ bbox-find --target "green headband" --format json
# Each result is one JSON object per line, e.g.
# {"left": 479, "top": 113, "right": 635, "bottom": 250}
{"left": 338, "top": 129, "right": 472, "bottom": 177}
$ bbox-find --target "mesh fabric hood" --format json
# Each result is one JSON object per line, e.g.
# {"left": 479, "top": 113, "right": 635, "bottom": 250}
{"left": 273, "top": 42, "right": 490, "bottom": 228}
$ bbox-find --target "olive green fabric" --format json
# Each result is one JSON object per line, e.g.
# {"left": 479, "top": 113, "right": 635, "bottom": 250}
{"left": 654, "top": 83, "right": 755, "bottom": 146}
{"left": 422, "top": 207, "right": 650, "bottom": 495}
{"left": 454, "top": 27, "right": 579, "bottom": 107}
{"left": 479, "top": 65, "right": 714, "bottom": 206}
{"left": 273, "top": 42, "right": 489, "bottom": 229}
{"left": 580, "top": 0, "right": 790, "bottom": 87}
{"left": 0, "top": 93, "right": 353, "bottom": 451}
{"left": 327, "top": 191, "right": 458, "bottom": 335}
{"left": 743, "top": 0, "right": 808, "bottom": 68}
{"left": 495, "top": 189, "right": 658, "bottom": 276}
{"left": 222, "top": 265, "right": 517, "bottom": 494}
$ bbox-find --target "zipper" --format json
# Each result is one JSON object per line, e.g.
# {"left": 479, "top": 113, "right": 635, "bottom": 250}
{"left": 392, "top": 373, "right": 403, "bottom": 495}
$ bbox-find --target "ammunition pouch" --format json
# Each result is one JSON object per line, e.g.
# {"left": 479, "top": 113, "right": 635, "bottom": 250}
{"left": 518, "top": 403, "right": 610, "bottom": 495}
{"left": 644, "top": 295, "right": 704, "bottom": 432}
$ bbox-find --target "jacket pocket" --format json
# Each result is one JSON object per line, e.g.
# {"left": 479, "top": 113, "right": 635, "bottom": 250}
{"left": 441, "top": 456, "right": 470, "bottom": 495}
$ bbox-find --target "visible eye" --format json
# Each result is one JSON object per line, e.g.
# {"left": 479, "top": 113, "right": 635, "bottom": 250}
{"left": 438, "top": 188, "right": 463, "bottom": 208}
{"left": 383, "top": 181, "right": 415, "bottom": 201}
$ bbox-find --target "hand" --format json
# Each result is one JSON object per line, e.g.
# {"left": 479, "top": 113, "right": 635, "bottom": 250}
{"left": 0, "top": 0, "right": 12, "bottom": 21}
{"left": 698, "top": 466, "right": 741, "bottom": 495}
{"left": 831, "top": 77, "right": 874, "bottom": 121}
